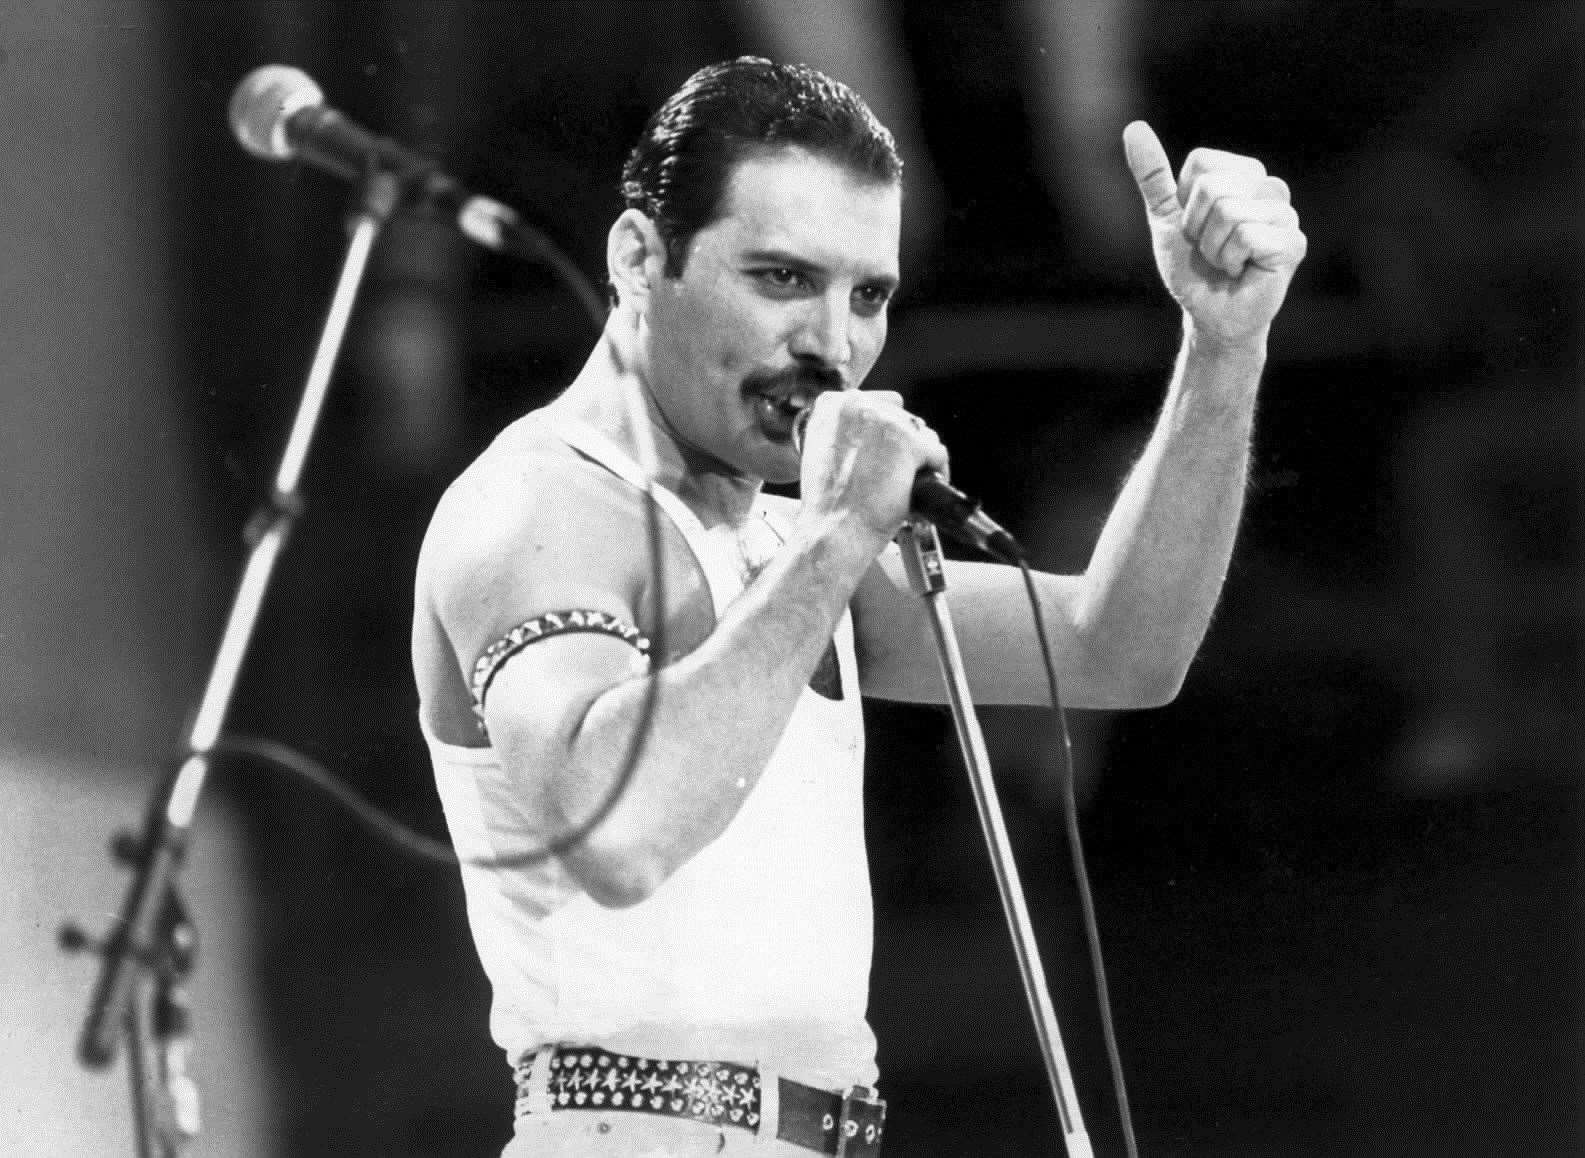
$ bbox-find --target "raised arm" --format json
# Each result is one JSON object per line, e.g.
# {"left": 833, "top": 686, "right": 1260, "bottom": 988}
{"left": 856, "top": 121, "right": 1307, "bottom": 707}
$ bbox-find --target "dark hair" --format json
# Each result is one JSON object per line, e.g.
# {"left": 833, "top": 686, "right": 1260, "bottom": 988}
{"left": 620, "top": 57, "right": 902, "bottom": 277}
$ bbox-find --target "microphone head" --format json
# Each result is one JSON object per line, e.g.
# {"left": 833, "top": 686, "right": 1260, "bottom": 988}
{"left": 228, "top": 64, "right": 323, "bottom": 161}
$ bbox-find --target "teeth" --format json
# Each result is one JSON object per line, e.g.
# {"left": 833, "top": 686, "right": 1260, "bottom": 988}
{"left": 749, "top": 383, "right": 827, "bottom": 443}
{"left": 791, "top": 407, "right": 813, "bottom": 454}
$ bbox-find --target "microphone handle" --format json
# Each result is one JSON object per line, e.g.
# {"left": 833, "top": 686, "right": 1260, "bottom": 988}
{"left": 912, "top": 472, "right": 1024, "bottom": 564}
{"left": 791, "top": 408, "right": 1021, "bottom": 563}
{"left": 287, "top": 106, "right": 463, "bottom": 204}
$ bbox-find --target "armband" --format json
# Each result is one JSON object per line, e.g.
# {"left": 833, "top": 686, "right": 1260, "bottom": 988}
{"left": 470, "top": 609, "right": 651, "bottom": 731}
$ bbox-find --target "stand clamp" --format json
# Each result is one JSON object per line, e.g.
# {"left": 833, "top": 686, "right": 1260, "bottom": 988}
{"left": 66, "top": 169, "right": 401, "bottom": 1157}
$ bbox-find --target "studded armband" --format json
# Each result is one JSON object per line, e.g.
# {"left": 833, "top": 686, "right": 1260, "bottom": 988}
{"left": 470, "top": 610, "right": 651, "bottom": 732}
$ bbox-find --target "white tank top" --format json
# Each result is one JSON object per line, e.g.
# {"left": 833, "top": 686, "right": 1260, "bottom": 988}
{"left": 421, "top": 413, "right": 876, "bottom": 1090}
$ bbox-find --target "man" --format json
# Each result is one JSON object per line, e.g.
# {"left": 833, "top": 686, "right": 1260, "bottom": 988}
{"left": 413, "top": 57, "right": 1304, "bottom": 1156}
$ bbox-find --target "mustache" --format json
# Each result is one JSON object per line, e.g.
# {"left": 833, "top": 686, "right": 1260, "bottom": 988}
{"left": 742, "top": 363, "right": 845, "bottom": 402}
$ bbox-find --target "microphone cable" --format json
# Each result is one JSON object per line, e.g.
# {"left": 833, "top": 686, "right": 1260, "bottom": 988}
{"left": 209, "top": 457, "right": 668, "bottom": 876}
{"left": 455, "top": 370, "right": 672, "bottom": 872}
{"left": 209, "top": 364, "right": 1137, "bottom": 1157}
{"left": 214, "top": 103, "right": 670, "bottom": 874}
{"left": 211, "top": 460, "right": 665, "bottom": 875}
{"left": 1016, "top": 558, "right": 1141, "bottom": 1158}
{"left": 211, "top": 734, "right": 460, "bottom": 866}
{"left": 227, "top": 75, "right": 1133, "bottom": 1137}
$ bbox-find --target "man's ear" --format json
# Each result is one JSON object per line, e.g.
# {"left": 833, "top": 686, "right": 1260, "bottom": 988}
{"left": 607, "top": 208, "right": 666, "bottom": 312}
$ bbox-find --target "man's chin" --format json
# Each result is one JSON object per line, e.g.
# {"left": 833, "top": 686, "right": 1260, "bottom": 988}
{"left": 755, "top": 436, "right": 803, "bottom": 486}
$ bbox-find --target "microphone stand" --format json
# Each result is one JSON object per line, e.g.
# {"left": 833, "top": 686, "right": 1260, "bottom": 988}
{"left": 895, "top": 522, "right": 1094, "bottom": 1158}
{"left": 65, "top": 168, "right": 402, "bottom": 1157}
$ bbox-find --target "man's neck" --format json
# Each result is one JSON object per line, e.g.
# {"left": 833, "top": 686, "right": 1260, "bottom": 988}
{"left": 557, "top": 331, "right": 764, "bottom": 530}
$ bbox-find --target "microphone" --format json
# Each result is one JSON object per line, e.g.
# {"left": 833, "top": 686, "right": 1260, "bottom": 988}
{"left": 911, "top": 470, "right": 1023, "bottom": 564}
{"left": 228, "top": 64, "right": 531, "bottom": 255}
{"left": 792, "top": 408, "right": 1023, "bottom": 564}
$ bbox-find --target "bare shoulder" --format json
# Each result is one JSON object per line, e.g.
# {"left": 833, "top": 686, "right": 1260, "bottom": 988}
{"left": 416, "top": 421, "right": 651, "bottom": 665}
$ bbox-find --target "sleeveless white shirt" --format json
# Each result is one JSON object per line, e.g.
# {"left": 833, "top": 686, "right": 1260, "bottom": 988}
{"left": 421, "top": 413, "right": 877, "bottom": 1090}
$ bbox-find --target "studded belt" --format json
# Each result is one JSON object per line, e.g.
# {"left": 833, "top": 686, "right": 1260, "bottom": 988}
{"left": 515, "top": 1045, "right": 886, "bottom": 1156}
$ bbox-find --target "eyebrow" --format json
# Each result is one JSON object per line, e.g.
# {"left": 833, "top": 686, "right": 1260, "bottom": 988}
{"left": 740, "top": 248, "right": 900, "bottom": 294}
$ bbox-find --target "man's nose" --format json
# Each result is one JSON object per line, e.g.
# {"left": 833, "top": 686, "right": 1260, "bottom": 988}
{"left": 789, "top": 293, "right": 852, "bottom": 370}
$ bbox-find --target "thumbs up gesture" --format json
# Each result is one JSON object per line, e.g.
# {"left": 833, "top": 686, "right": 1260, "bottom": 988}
{"left": 1124, "top": 121, "right": 1307, "bottom": 348}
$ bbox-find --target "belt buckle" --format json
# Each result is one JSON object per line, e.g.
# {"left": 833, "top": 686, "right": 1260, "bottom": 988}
{"left": 834, "top": 1085, "right": 885, "bottom": 1157}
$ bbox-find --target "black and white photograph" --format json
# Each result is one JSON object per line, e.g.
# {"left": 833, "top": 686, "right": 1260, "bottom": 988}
{"left": 3, "top": 2, "right": 1578, "bottom": 1154}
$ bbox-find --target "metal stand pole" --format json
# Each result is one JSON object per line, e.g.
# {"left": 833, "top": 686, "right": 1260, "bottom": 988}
{"left": 895, "top": 522, "right": 1094, "bottom": 1158}
{"left": 67, "top": 170, "right": 401, "bottom": 1156}
{"left": 115, "top": 871, "right": 199, "bottom": 1158}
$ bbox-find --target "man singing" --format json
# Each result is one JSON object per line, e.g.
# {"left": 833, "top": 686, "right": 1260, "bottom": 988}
{"left": 413, "top": 56, "right": 1305, "bottom": 1156}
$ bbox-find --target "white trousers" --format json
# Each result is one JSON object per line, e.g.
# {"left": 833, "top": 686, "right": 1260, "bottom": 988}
{"left": 502, "top": 1111, "right": 814, "bottom": 1156}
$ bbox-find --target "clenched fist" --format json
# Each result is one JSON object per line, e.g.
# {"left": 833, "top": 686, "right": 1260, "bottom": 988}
{"left": 1124, "top": 121, "right": 1308, "bottom": 348}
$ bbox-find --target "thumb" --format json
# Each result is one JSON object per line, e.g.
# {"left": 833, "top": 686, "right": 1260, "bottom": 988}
{"left": 1123, "top": 120, "right": 1179, "bottom": 219}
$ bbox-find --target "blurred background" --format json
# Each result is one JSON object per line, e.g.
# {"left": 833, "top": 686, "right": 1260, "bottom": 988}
{"left": 2, "top": 1, "right": 1577, "bottom": 1154}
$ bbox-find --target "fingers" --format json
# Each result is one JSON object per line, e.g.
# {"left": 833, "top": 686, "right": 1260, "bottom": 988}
{"left": 1123, "top": 123, "right": 1307, "bottom": 324}
{"left": 870, "top": 395, "right": 948, "bottom": 475}
{"left": 827, "top": 392, "right": 949, "bottom": 475}
{"left": 1179, "top": 158, "right": 1301, "bottom": 277}
{"left": 1214, "top": 220, "right": 1309, "bottom": 275}
{"left": 1184, "top": 172, "right": 1291, "bottom": 239}
{"left": 908, "top": 412, "right": 950, "bottom": 478}
{"left": 1175, "top": 146, "right": 1268, "bottom": 206}
{"left": 801, "top": 388, "right": 902, "bottom": 444}
{"left": 1256, "top": 174, "right": 1292, "bottom": 203}
{"left": 1123, "top": 120, "right": 1178, "bottom": 219}
{"left": 1192, "top": 191, "right": 1301, "bottom": 276}
{"left": 1124, "top": 124, "right": 1294, "bottom": 238}
{"left": 801, "top": 393, "right": 951, "bottom": 535}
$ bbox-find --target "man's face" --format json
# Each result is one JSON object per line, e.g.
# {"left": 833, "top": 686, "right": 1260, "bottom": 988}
{"left": 639, "top": 147, "right": 902, "bottom": 485}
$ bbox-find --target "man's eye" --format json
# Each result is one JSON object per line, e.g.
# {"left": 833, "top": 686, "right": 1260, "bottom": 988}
{"left": 757, "top": 268, "right": 808, "bottom": 290}
{"left": 854, "top": 285, "right": 892, "bottom": 313}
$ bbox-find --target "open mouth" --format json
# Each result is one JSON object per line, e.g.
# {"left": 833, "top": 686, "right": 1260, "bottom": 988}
{"left": 751, "top": 391, "right": 814, "bottom": 442}
{"left": 744, "top": 368, "right": 842, "bottom": 444}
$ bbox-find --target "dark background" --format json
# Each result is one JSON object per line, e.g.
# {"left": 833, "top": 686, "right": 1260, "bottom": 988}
{"left": 5, "top": 2, "right": 1578, "bottom": 1154}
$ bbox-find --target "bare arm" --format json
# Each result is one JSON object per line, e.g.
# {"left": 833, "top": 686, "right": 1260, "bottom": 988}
{"left": 490, "top": 523, "right": 871, "bottom": 908}
{"left": 421, "top": 395, "right": 938, "bottom": 908}
{"left": 856, "top": 122, "right": 1306, "bottom": 708}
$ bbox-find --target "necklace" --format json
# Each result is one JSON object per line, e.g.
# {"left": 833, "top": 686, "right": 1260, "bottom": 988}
{"left": 711, "top": 507, "right": 784, "bottom": 589}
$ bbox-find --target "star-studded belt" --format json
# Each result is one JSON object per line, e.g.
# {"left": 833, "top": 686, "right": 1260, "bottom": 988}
{"left": 515, "top": 1045, "right": 885, "bottom": 1156}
